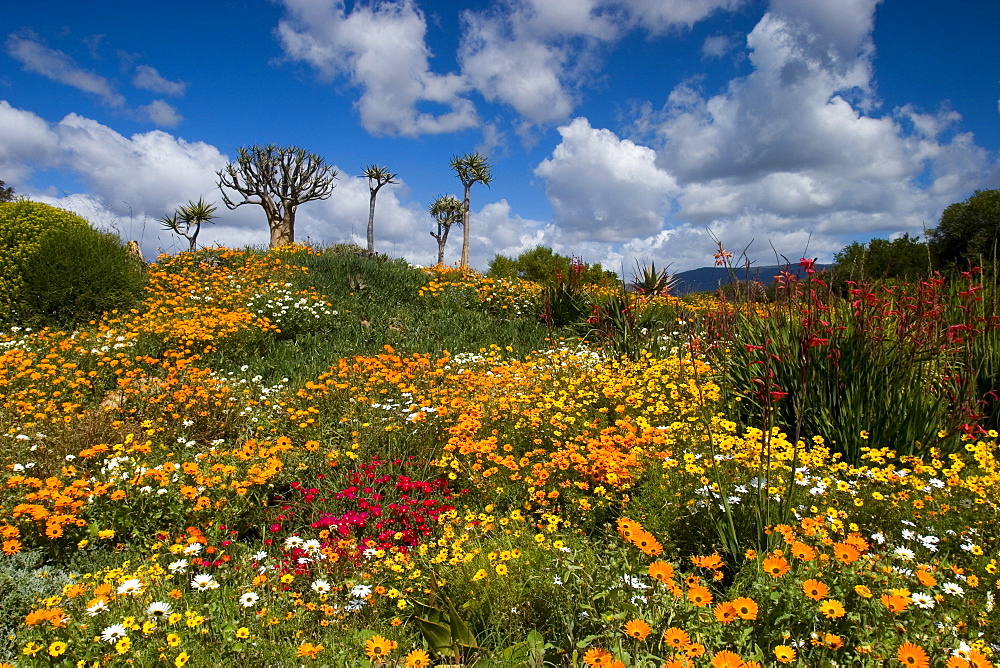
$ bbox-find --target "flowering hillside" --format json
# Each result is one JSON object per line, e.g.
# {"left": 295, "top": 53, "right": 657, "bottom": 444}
{"left": 2, "top": 245, "right": 998, "bottom": 667}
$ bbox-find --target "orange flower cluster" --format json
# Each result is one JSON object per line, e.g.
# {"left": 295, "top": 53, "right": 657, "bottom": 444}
{"left": 135, "top": 249, "right": 327, "bottom": 351}
{"left": 617, "top": 517, "right": 663, "bottom": 556}
{"left": 418, "top": 265, "right": 542, "bottom": 316}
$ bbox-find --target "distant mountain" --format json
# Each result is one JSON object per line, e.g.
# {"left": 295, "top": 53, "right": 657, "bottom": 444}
{"left": 671, "top": 264, "right": 832, "bottom": 295}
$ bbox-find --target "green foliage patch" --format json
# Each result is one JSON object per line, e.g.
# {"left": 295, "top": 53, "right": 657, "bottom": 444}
{"left": 14, "top": 225, "right": 147, "bottom": 328}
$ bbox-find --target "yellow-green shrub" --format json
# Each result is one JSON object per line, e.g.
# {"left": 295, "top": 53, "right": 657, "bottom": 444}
{"left": 0, "top": 201, "right": 92, "bottom": 321}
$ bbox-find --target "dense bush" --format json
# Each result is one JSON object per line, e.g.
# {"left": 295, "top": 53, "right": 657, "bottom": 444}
{"left": 0, "top": 200, "right": 92, "bottom": 321}
{"left": 489, "top": 245, "right": 618, "bottom": 287}
{"left": 13, "top": 224, "right": 147, "bottom": 328}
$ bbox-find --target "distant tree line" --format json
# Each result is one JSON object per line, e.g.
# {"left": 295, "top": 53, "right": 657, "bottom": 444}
{"left": 488, "top": 246, "right": 617, "bottom": 286}
{"left": 831, "top": 189, "right": 1000, "bottom": 283}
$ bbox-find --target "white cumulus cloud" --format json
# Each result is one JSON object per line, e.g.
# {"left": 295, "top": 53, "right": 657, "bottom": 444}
{"left": 534, "top": 117, "right": 678, "bottom": 242}
{"left": 607, "top": 0, "right": 999, "bottom": 267}
{"left": 457, "top": 0, "right": 746, "bottom": 129}
{"left": 275, "top": 0, "right": 477, "bottom": 137}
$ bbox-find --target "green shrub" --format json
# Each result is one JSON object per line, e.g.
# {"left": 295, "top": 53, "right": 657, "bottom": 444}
{"left": 12, "top": 222, "right": 147, "bottom": 328}
{"left": 0, "top": 200, "right": 92, "bottom": 321}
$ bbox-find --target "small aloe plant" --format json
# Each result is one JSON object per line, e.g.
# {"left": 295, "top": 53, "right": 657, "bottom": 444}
{"left": 630, "top": 261, "right": 677, "bottom": 296}
{"left": 159, "top": 197, "right": 217, "bottom": 252}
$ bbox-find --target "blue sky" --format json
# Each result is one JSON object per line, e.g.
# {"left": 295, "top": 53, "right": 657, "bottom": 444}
{"left": 2, "top": 0, "right": 998, "bottom": 272}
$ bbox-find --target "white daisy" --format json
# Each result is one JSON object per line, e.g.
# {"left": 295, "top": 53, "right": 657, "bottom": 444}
{"left": 86, "top": 598, "right": 108, "bottom": 616}
{"left": 942, "top": 582, "right": 965, "bottom": 596}
{"left": 302, "top": 539, "right": 322, "bottom": 553}
{"left": 147, "top": 601, "right": 172, "bottom": 618}
{"left": 116, "top": 578, "right": 143, "bottom": 596}
{"left": 239, "top": 592, "right": 259, "bottom": 607}
{"left": 283, "top": 536, "right": 304, "bottom": 550}
{"left": 101, "top": 623, "right": 128, "bottom": 643}
{"left": 252, "top": 551, "right": 268, "bottom": 562}
{"left": 351, "top": 584, "right": 373, "bottom": 598}
{"left": 168, "top": 559, "right": 188, "bottom": 574}
{"left": 310, "top": 579, "right": 331, "bottom": 594}
{"left": 183, "top": 542, "right": 203, "bottom": 555}
{"left": 911, "top": 592, "right": 935, "bottom": 609}
{"left": 893, "top": 546, "right": 916, "bottom": 561}
{"left": 191, "top": 574, "right": 220, "bottom": 591}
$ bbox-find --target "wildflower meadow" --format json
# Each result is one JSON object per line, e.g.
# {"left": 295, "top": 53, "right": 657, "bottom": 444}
{"left": 2, "top": 242, "right": 998, "bottom": 667}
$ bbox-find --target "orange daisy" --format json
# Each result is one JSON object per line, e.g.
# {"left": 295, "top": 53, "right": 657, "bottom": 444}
{"left": 727, "top": 596, "right": 757, "bottom": 620}
{"left": 915, "top": 570, "right": 937, "bottom": 587}
{"left": 762, "top": 555, "right": 790, "bottom": 578}
{"left": 713, "top": 601, "right": 738, "bottom": 624}
{"left": 582, "top": 647, "right": 614, "bottom": 666}
{"left": 687, "top": 585, "right": 713, "bottom": 607}
{"left": 710, "top": 650, "right": 744, "bottom": 668}
{"left": 634, "top": 531, "right": 663, "bottom": 556}
{"left": 364, "top": 635, "right": 393, "bottom": 659}
{"left": 616, "top": 518, "right": 641, "bottom": 541}
{"left": 404, "top": 649, "right": 431, "bottom": 667}
{"left": 896, "top": 642, "right": 929, "bottom": 668}
{"left": 692, "top": 553, "right": 724, "bottom": 570}
{"left": 790, "top": 541, "right": 817, "bottom": 561}
{"left": 802, "top": 578, "right": 829, "bottom": 600}
{"left": 880, "top": 594, "right": 910, "bottom": 615}
{"left": 684, "top": 643, "right": 706, "bottom": 658}
{"left": 833, "top": 542, "right": 861, "bottom": 564}
{"left": 968, "top": 649, "right": 993, "bottom": 668}
{"left": 819, "top": 599, "right": 846, "bottom": 619}
{"left": 662, "top": 627, "right": 691, "bottom": 649}
{"left": 649, "top": 561, "right": 675, "bottom": 583}
{"left": 623, "top": 619, "right": 651, "bottom": 641}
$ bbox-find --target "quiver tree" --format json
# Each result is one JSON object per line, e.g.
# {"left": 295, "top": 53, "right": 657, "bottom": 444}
{"left": 360, "top": 164, "right": 398, "bottom": 254}
{"left": 216, "top": 144, "right": 338, "bottom": 248}
{"left": 449, "top": 152, "right": 492, "bottom": 268}
{"left": 159, "top": 197, "right": 217, "bottom": 252}
{"left": 428, "top": 195, "right": 463, "bottom": 266}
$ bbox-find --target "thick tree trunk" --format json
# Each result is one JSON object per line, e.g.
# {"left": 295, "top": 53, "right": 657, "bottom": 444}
{"left": 270, "top": 209, "right": 295, "bottom": 248}
{"left": 460, "top": 185, "right": 471, "bottom": 268}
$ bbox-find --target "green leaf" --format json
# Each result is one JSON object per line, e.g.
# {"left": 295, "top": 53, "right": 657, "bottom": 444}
{"left": 444, "top": 594, "right": 479, "bottom": 649}
{"left": 415, "top": 616, "right": 454, "bottom": 654}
